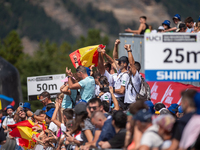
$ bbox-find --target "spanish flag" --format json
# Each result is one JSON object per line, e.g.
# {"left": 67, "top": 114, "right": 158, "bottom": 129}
{"left": 69, "top": 44, "right": 105, "bottom": 68}
{"left": 8, "top": 120, "right": 39, "bottom": 149}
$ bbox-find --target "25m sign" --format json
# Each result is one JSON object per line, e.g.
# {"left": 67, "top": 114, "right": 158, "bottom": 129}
{"left": 145, "top": 33, "right": 200, "bottom": 82}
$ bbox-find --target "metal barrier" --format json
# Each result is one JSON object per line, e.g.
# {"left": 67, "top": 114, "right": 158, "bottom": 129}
{"left": 118, "top": 33, "right": 200, "bottom": 87}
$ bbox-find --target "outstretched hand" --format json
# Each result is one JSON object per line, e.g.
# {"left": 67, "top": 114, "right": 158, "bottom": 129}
{"left": 66, "top": 67, "right": 73, "bottom": 76}
{"left": 124, "top": 44, "right": 131, "bottom": 51}
{"left": 125, "top": 28, "right": 132, "bottom": 32}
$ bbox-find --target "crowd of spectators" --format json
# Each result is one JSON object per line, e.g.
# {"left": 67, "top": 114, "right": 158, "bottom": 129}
{"left": 0, "top": 13, "right": 200, "bottom": 150}
{"left": 125, "top": 14, "right": 200, "bottom": 34}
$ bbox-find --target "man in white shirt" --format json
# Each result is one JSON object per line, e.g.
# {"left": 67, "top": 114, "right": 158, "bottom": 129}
{"left": 124, "top": 44, "right": 141, "bottom": 106}
{"left": 98, "top": 48, "right": 129, "bottom": 110}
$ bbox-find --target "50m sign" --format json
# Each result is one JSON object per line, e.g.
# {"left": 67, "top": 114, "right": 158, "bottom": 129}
{"left": 27, "top": 74, "right": 65, "bottom": 101}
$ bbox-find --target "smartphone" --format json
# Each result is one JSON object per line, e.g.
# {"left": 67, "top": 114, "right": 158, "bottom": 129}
{"left": 19, "top": 102, "right": 23, "bottom": 107}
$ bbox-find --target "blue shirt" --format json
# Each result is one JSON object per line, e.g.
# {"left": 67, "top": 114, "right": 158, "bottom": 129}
{"left": 62, "top": 89, "right": 77, "bottom": 109}
{"left": 78, "top": 76, "right": 95, "bottom": 102}
{"left": 96, "top": 118, "right": 116, "bottom": 147}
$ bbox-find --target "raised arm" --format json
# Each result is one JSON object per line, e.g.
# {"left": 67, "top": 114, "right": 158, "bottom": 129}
{"left": 109, "top": 86, "right": 119, "bottom": 110}
{"left": 103, "top": 53, "right": 117, "bottom": 71}
{"left": 124, "top": 44, "right": 137, "bottom": 75}
{"left": 51, "top": 102, "right": 62, "bottom": 128}
{"left": 66, "top": 67, "right": 81, "bottom": 89}
{"left": 97, "top": 48, "right": 106, "bottom": 75}
{"left": 113, "top": 39, "right": 120, "bottom": 60}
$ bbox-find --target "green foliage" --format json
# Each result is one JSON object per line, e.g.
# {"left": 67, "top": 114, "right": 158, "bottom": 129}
{"left": 0, "top": 0, "right": 75, "bottom": 44}
{"left": 0, "top": 30, "right": 23, "bottom": 67}
{"left": 1, "top": 29, "right": 110, "bottom": 112}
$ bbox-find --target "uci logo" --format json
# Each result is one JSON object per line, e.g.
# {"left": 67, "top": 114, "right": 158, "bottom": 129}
{"left": 27, "top": 78, "right": 36, "bottom": 82}
{"left": 146, "top": 36, "right": 161, "bottom": 41}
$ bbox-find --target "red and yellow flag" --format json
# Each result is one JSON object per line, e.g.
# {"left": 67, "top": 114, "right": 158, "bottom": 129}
{"left": 8, "top": 120, "right": 39, "bottom": 149}
{"left": 69, "top": 44, "right": 105, "bottom": 68}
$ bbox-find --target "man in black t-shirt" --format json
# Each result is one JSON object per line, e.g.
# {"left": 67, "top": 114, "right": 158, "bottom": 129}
{"left": 166, "top": 89, "right": 197, "bottom": 150}
{"left": 98, "top": 110, "right": 127, "bottom": 149}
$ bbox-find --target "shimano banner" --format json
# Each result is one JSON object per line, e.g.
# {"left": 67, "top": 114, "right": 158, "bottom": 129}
{"left": 145, "top": 33, "right": 200, "bottom": 82}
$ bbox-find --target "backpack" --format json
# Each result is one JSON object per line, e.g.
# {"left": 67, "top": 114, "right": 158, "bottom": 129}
{"left": 127, "top": 75, "right": 151, "bottom": 101}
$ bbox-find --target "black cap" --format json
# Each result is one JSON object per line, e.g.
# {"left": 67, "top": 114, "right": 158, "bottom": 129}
{"left": 74, "top": 102, "right": 88, "bottom": 115}
{"left": 116, "top": 56, "right": 129, "bottom": 64}
{"left": 133, "top": 109, "right": 152, "bottom": 122}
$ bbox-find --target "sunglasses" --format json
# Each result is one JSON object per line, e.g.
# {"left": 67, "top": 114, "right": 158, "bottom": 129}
{"left": 88, "top": 106, "right": 97, "bottom": 110}
{"left": 39, "top": 97, "right": 47, "bottom": 102}
{"left": 18, "top": 109, "right": 24, "bottom": 115}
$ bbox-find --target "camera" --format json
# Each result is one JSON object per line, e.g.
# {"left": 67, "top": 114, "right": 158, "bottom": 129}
{"left": 100, "top": 87, "right": 110, "bottom": 93}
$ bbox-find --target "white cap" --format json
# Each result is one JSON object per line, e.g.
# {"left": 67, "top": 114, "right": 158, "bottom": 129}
{"left": 158, "top": 26, "right": 165, "bottom": 30}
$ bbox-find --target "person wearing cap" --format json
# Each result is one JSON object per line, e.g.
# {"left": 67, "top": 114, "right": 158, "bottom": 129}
{"left": 133, "top": 109, "right": 163, "bottom": 150}
{"left": 45, "top": 108, "right": 58, "bottom": 135}
{"left": 145, "top": 101, "right": 155, "bottom": 114}
{"left": 157, "top": 26, "right": 165, "bottom": 33}
{"left": 23, "top": 102, "right": 31, "bottom": 111}
{"left": 173, "top": 14, "right": 181, "bottom": 25}
{"left": 164, "top": 14, "right": 181, "bottom": 32}
{"left": 124, "top": 44, "right": 142, "bottom": 108}
{"left": 66, "top": 65, "right": 95, "bottom": 102}
{"left": 60, "top": 77, "right": 77, "bottom": 109}
{"left": 2, "top": 105, "right": 15, "bottom": 130}
{"left": 185, "top": 17, "right": 196, "bottom": 33}
{"left": 172, "top": 105, "right": 183, "bottom": 119}
{"left": 155, "top": 115, "right": 176, "bottom": 149}
{"left": 73, "top": 102, "right": 94, "bottom": 144}
{"left": 167, "top": 89, "right": 197, "bottom": 150}
{"left": 162, "top": 20, "right": 171, "bottom": 30}
{"left": 98, "top": 46, "right": 129, "bottom": 110}
{"left": 125, "top": 16, "right": 149, "bottom": 35}
{"left": 167, "top": 103, "right": 179, "bottom": 118}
